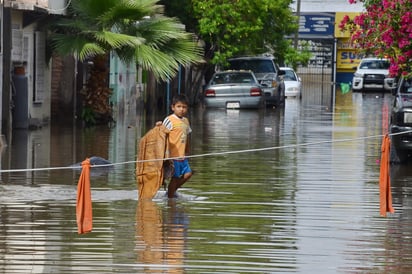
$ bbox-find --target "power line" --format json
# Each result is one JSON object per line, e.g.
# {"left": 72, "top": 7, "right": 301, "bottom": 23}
{"left": 0, "top": 131, "right": 408, "bottom": 174}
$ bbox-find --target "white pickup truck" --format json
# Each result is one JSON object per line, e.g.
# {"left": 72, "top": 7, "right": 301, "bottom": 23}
{"left": 352, "top": 58, "right": 396, "bottom": 92}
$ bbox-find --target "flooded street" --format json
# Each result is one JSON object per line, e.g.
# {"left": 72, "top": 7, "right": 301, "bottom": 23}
{"left": 1, "top": 91, "right": 412, "bottom": 273}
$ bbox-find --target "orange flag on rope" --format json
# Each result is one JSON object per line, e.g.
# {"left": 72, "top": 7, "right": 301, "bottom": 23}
{"left": 379, "top": 135, "right": 395, "bottom": 217}
{"left": 76, "top": 158, "right": 93, "bottom": 234}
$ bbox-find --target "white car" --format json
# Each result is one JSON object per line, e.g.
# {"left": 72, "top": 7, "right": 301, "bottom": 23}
{"left": 352, "top": 58, "right": 396, "bottom": 92}
{"left": 280, "top": 67, "right": 301, "bottom": 98}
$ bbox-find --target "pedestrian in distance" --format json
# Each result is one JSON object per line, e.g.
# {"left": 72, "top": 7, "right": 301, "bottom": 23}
{"left": 162, "top": 94, "right": 193, "bottom": 198}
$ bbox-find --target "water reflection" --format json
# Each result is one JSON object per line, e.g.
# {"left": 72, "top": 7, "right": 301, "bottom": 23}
{"left": 2, "top": 93, "right": 412, "bottom": 272}
{"left": 135, "top": 200, "right": 188, "bottom": 273}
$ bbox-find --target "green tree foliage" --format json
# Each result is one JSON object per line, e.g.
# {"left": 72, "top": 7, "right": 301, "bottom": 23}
{"left": 50, "top": 0, "right": 203, "bottom": 81}
{"left": 160, "top": 0, "right": 198, "bottom": 33}
{"left": 340, "top": 0, "right": 412, "bottom": 77}
{"left": 48, "top": 0, "right": 203, "bottom": 124}
{"left": 191, "top": 0, "right": 298, "bottom": 65}
{"left": 161, "top": 0, "right": 310, "bottom": 97}
{"left": 283, "top": 41, "right": 312, "bottom": 70}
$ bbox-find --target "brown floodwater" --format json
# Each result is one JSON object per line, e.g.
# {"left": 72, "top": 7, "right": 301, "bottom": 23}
{"left": 1, "top": 91, "right": 412, "bottom": 273}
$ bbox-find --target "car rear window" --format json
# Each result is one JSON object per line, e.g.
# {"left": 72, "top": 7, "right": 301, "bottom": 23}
{"left": 228, "top": 59, "right": 275, "bottom": 73}
{"left": 212, "top": 73, "right": 255, "bottom": 84}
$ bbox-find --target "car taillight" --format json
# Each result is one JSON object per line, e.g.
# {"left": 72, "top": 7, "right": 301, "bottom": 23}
{"left": 250, "top": 87, "right": 262, "bottom": 96}
{"left": 204, "top": 89, "right": 216, "bottom": 97}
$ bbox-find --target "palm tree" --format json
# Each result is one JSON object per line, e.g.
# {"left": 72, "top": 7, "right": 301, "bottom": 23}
{"left": 49, "top": 0, "right": 203, "bottom": 124}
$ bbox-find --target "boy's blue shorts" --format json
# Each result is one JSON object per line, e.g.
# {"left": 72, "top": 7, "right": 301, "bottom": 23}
{"left": 172, "top": 159, "right": 192, "bottom": 178}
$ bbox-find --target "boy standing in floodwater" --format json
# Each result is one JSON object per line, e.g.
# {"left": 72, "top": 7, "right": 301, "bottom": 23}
{"left": 163, "top": 94, "right": 193, "bottom": 198}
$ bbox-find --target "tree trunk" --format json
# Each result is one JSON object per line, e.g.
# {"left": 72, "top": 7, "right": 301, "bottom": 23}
{"left": 81, "top": 54, "right": 113, "bottom": 125}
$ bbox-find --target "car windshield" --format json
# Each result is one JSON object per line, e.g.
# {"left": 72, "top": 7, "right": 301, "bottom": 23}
{"left": 400, "top": 78, "right": 412, "bottom": 94}
{"left": 228, "top": 60, "right": 275, "bottom": 73}
{"left": 283, "top": 70, "right": 297, "bottom": 81}
{"left": 212, "top": 73, "right": 255, "bottom": 84}
{"left": 359, "top": 60, "right": 390, "bottom": 69}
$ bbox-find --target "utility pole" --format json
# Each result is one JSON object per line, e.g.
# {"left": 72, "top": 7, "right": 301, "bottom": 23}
{"left": 294, "top": 0, "right": 301, "bottom": 50}
{"left": 1, "top": 4, "right": 11, "bottom": 144}
{"left": 0, "top": 0, "right": 3, "bottom": 141}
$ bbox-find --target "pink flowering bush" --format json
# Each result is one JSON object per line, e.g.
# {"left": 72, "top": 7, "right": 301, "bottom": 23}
{"left": 341, "top": 0, "right": 412, "bottom": 77}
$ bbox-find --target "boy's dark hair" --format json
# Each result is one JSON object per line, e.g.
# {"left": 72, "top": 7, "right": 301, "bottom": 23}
{"left": 172, "top": 94, "right": 189, "bottom": 105}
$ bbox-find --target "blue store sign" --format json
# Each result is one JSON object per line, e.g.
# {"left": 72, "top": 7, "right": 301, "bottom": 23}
{"left": 298, "top": 13, "right": 335, "bottom": 39}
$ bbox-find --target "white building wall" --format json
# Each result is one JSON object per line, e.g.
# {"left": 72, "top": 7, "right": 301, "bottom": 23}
{"left": 5, "top": 0, "right": 67, "bottom": 15}
{"left": 109, "top": 52, "right": 137, "bottom": 119}
{"left": 11, "top": 10, "right": 51, "bottom": 127}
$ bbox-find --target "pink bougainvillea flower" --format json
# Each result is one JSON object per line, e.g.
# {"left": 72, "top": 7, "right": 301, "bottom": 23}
{"left": 342, "top": 0, "right": 412, "bottom": 78}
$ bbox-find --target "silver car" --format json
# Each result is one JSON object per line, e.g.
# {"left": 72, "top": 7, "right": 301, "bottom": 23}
{"left": 203, "top": 71, "right": 264, "bottom": 109}
{"left": 226, "top": 55, "right": 285, "bottom": 107}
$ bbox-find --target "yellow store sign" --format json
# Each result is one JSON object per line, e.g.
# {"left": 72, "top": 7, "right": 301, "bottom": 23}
{"left": 337, "top": 49, "right": 365, "bottom": 69}
{"left": 335, "top": 12, "right": 362, "bottom": 70}
{"left": 334, "top": 12, "right": 360, "bottom": 38}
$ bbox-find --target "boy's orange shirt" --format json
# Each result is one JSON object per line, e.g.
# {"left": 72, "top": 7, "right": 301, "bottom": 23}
{"left": 165, "top": 114, "right": 191, "bottom": 158}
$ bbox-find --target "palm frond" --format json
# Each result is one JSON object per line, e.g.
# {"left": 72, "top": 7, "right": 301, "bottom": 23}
{"left": 49, "top": 0, "right": 202, "bottom": 80}
{"left": 157, "top": 36, "right": 203, "bottom": 66}
{"left": 78, "top": 43, "right": 106, "bottom": 61}
{"left": 98, "top": 0, "right": 162, "bottom": 25}
{"left": 94, "top": 31, "right": 145, "bottom": 49}
{"left": 70, "top": 0, "right": 119, "bottom": 19}
{"left": 135, "top": 44, "right": 180, "bottom": 80}
{"left": 50, "top": 34, "right": 105, "bottom": 61}
{"left": 129, "top": 17, "right": 188, "bottom": 46}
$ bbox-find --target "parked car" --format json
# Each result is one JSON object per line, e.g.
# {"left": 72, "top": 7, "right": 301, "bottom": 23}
{"left": 390, "top": 76, "right": 412, "bottom": 163}
{"left": 280, "top": 67, "right": 302, "bottom": 99}
{"left": 203, "top": 71, "right": 264, "bottom": 109}
{"left": 352, "top": 57, "right": 396, "bottom": 92}
{"left": 226, "top": 55, "right": 285, "bottom": 107}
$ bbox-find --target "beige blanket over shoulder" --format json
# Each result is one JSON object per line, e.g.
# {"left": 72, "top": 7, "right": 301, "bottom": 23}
{"left": 136, "top": 125, "right": 169, "bottom": 199}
